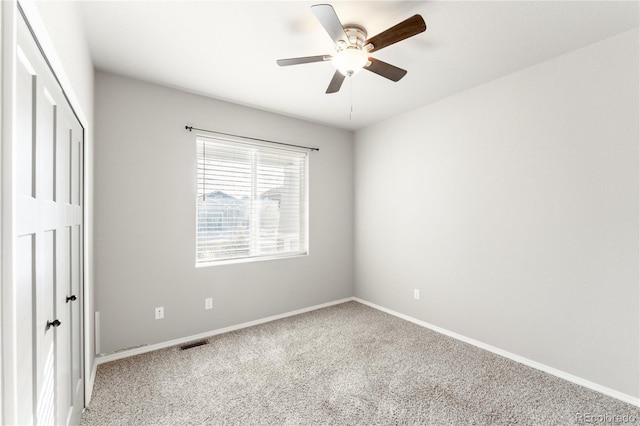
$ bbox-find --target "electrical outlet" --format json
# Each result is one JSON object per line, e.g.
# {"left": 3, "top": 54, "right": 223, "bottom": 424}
{"left": 205, "top": 298, "right": 213, "bottom": 310}
{"left": 155, "top": 306, "right": 164, "bottom": 320}
{"left": 414, "top": 289, "right": 420, "bottom": 300}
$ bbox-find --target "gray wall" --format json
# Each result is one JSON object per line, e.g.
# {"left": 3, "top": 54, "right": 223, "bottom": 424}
{"left": 354, "top": 29, "right": 639, "bottom": 398}
{"left": 94, "top": 72, "right": 353, "bottom": 354}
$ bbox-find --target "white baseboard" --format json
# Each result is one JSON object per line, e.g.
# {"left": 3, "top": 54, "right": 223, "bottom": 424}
{"left": 95, "top": 297, "right": 354, "bottom": 365}
{"left": 92, "top": 296, "right": 639, "bottom": 408}
{"left": 353, "top": 297, "right": 640, "bottom": 408}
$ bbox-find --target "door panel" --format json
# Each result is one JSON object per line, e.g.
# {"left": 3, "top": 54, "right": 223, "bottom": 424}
{"left": 37, "top": 87, "right": 56, "bottom": 202}
{"left": 71, "top": 223, "right": 83, "bottom": 407}
{"left": 15, "top": 235, "right": 35, "bottom": 425}
{"left": 35, "top": 231, "right": 55, "bottom": 425}
{"left": 57, "top": 123, "right": 71, "bottom": 206}
{"left": 56, "top": 227, "right": 71, "bottom": 425}
{"left": 16, "top": 47, "right": 35, "bottom": 199}
{"left": 71, "top": 137, "right": 81, "bottom": 206}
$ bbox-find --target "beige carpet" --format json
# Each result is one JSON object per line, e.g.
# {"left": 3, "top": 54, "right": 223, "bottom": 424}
{"left": 81, "top": 301, "right": 639, "bottom": 425}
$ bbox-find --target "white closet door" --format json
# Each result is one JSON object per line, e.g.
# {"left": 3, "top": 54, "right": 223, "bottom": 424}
{"left": 14, "top": 11, "right": 84, "bottom": 425}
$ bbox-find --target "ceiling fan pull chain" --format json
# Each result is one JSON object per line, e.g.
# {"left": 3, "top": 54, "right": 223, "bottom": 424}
{"left": 349, "top": 77, "right": 354, "bottom": 121}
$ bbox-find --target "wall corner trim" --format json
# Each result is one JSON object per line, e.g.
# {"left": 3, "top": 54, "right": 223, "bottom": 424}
{"left": 85, "top": 361, "right": 98, "bottom": 405}
{"left": 353, "top": 297, "right": 640, "bottom": 408}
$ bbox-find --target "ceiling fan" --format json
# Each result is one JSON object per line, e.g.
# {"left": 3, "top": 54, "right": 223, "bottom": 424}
{"left": 276, "top": 4, "right": 426, "bottom": 94}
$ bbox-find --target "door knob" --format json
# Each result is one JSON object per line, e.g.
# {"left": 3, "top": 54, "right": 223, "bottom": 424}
{"left": 66, "top": 295, "right": 77, "bottom": 303}
{"left": 46, "top": 319, "right": 61, "bottom": 330}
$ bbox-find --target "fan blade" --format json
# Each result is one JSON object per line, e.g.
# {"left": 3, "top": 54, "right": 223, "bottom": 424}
{"left": 277, "top": 55, "right": 331, "bottom": 66}
{"left": 326, "top": 70, "right": 346, "bottom": 94}
{"left": 365, "top": 15, "right": 426, "bottom": 53}
{"left": 311, "top": 4, "right": 349, "bottom": 45}
{"left": 364, "top": 58, "right": 407, "bottom": 82}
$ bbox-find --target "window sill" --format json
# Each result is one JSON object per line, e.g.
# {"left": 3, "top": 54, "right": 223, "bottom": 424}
{"left": 195, "top": 251, "right": 308, "bottom": 268}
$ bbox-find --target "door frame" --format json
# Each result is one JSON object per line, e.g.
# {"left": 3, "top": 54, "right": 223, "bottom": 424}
{"left": 0, "top": 0, "right": 92, "bottom": 423}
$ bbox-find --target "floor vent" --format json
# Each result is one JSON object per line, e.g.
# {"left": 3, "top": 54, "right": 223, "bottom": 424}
{"left": 180, "top": 340, "right": 208, "bottom": 351}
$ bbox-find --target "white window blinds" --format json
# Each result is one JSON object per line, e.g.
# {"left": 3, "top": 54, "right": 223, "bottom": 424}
{"left": 196, "top": 136, "right": 308, "bottom": 265}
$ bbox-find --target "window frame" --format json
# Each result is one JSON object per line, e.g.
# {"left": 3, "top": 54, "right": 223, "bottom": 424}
{"left": 194, "top": 134, "right": 310, "bottom": 267}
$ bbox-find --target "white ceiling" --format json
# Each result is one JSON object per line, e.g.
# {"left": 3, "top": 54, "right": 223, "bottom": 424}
{"left": 78, "top": 1, "right": 639, "bottom": 131}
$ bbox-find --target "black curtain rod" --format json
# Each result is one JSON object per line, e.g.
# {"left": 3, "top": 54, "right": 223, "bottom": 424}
{"left": 185, "top": 126, "right": 319, "bottom": 152}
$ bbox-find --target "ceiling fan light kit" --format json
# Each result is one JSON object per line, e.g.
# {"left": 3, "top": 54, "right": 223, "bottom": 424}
{"left": 332, "top": 48, "right": 369, "bottom": 77}
{"left": 277, "top": 4, "right": 426, "bottom": 94}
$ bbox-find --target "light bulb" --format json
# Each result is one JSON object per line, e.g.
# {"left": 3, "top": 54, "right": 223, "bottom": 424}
{"left": 332, "top": 46, "right": 368, "bottom": 77}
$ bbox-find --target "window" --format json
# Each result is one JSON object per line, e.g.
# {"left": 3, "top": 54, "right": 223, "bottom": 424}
{"left": 196, "top": 136, "right": 308, "bottom": 265}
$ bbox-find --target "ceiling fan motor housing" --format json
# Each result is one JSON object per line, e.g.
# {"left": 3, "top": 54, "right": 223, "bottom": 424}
{"left": 341, "top": 25, "right": 368, "bottom": 49}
